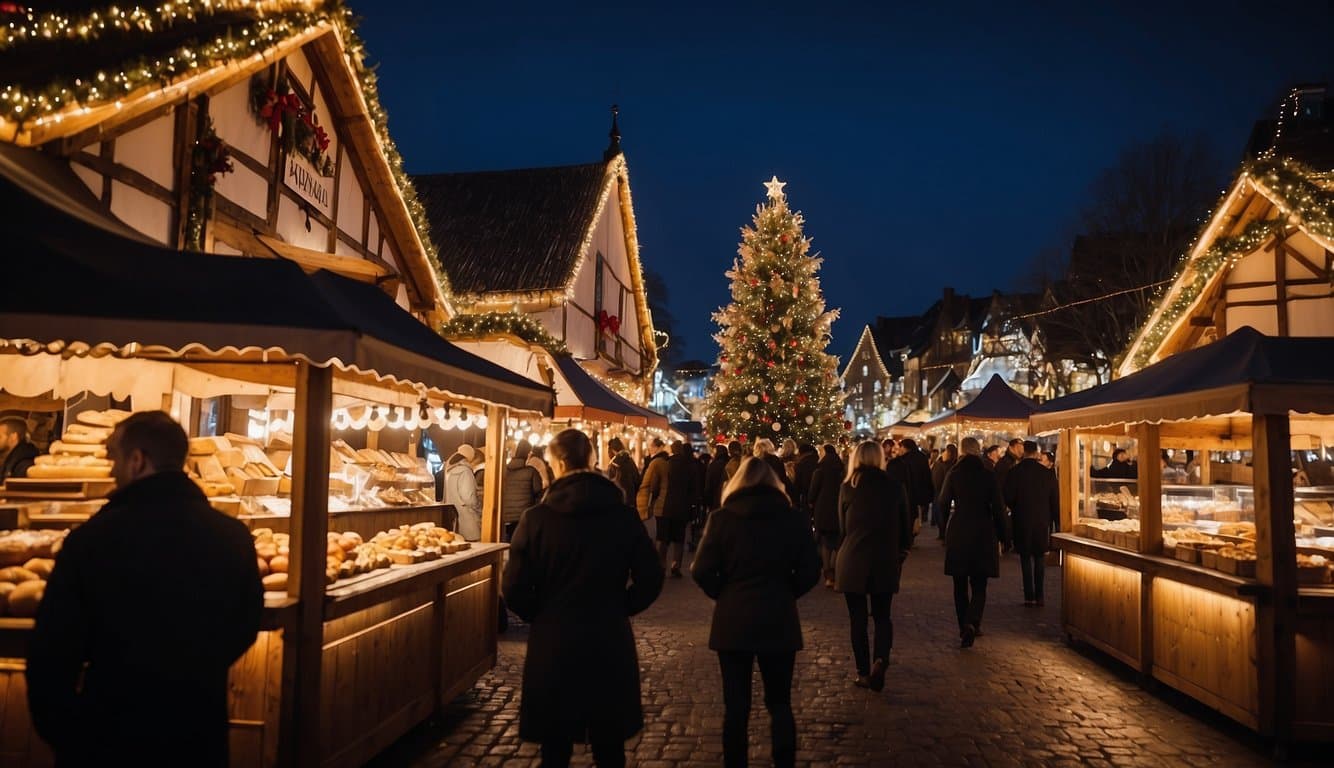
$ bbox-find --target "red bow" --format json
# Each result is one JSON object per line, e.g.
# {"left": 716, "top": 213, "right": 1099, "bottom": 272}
{"left": 597, "top": 310, "right": 621, "bottom": 335}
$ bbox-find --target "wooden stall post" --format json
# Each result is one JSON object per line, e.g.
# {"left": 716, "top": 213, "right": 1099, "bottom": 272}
{"left": 1136, "top": 424, "right": 1163, "bottom": 556}
{"left": 1135, "top": 423, "right": 1162, "bottom": 682}
{"left": 1058, "top": 428, "right": 1078, "bottom": 533}
{"left": 1081, "top": 438, "right": 1093, "bottom": 523}
{"left": 279, "top": 361, "right": 332, "bottom": 768}
{"left": 481, "top": 404, "right": 507, "bottom": 543}
{"left": 1253, "top": 414, "right": 1296, "bottom": 750}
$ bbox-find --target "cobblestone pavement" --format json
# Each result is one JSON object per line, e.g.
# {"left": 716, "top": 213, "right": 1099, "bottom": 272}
{"left": 372, "top": 529, "right": 1309, "bottom": 767}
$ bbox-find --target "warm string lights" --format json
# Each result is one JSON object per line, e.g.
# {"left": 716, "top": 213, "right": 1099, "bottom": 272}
{"left": 440, "top": 311, "right": 569, "bottom": 355}
{"left": 1126, "top": 157, "right": 1334, "bottom": 372}
{"left": 704, "top": 178, "right": 844, "bottom": 445}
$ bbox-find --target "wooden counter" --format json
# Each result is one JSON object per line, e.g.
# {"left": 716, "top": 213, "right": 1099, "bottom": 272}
{"left": 1055, "top": 533, "right": 1334, "bottom": 741}
{"left": 0, "top": 544, "right": 506, "bottom": 768}
{"left": 239, "top": 503, "right": 455, "bottom": 537}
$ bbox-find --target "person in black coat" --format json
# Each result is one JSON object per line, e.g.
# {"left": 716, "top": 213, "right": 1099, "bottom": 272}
{"left": 502, "top": 429, "right": 663, "bottom": 768}
{"left": 606, "top": 437, "right": 641, "bottom": 505}
{"left": 994, "top": 438, "right": 1024, "bottom": 497}
{"left": 837, "top": 441, "right": 914, "bottom": 691}
{"left": 705, "top": 443, "right": 731, "bottom": 512}
{"left": 27, "top": 412, "right": 262, "bottom": 766}
{"left": 930, "top": 443, "right": 958, "bottom": 537}
{"left": 651, "top": 442, "right": 702, "bottom": 576}
{"left": 692, "top": 457, "right": 821, "bottom": 768}
{"left": 899, "top": 439, "right": 935, "bottom": 524}
{"left": 1003, "top": 441, "right": 1060, "bottom": 606}
{"left": 793, "top": 443, "right": 819, "bottom": 514}
{"left": 936, "top": 437, "right": 1010, "bottom": 648}
{"left": 808, "top": 444, "right": 845, "bottom": 587}
{"left": 502, "top": 441, "right": 545, "bottom": 541}
{"left": 0, "top": 416, "right": 38, "bottom": 482}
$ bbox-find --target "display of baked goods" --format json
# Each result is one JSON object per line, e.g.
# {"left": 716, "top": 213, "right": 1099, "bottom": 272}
{"left": 75, "top": 409, "right": 132, "bottom": 429}
{"left": 252, "top": 522, "right": 468, "bottom": 592}
{"left": 0, "top": 531, "right": 66, "bottom": 617}
{"left": 23, "top": 415, "right": 126, "bottom": 479}
{"left": 1297, "top": 553, "right": 1332, "bottom": 585}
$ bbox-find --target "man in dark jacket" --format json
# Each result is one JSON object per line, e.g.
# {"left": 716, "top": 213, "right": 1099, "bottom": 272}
{"left": 1093, "top": 448, "right": 1136, "bottom": 479}
{"left": 1004, "top": 441, "right": 1059, "bottom": 606}
{"left": 503, "top": 429, "right": 663, "bottom": 768}
{"left": 28, "top": 411, "right": 262, "bottom": 766}
{"left": 0, "top": 416, "right": 38, "bottom": 482}
{"left": 606, "top": 437, "right": 641, "bottom": 505}
{"left": 899, "top": 438, "right": 935, "bottom": 524}
{"left": 936, "top": 437, "right": 1009, "bottom": 648}
{"left": 641, "top": 437, "right": 668, "bottom": 476}
{"left": 994, "top": 438, "right": 1024, "bottom": 496}
{"left": 793, "top": 443, "right": 819, "bottom": 514}
{"left": 808, "top": 444, "right": 845, "bottom": 587}
{"left": 704, "top": 443, "right": 731, "bottom": 513}
{"left": 655, "top": 442, "right": 702, "bottom": 576}
{"left": 503, "top": 441, "right": 545, "bottom": 541}
{"left": 930, "top": 443, "right": 958, "bottom": 539}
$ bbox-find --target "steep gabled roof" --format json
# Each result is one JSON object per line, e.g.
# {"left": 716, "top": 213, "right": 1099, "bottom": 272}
{"left": 413, "top": 161, "right": 609, "bottom": 296}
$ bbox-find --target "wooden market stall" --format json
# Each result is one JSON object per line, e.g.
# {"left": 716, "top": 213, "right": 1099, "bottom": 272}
{"left": 920, "top": 373, "right": 1037, "bottom": 447}
{"left": 0, "top": 173, "right": 554, "bottom": 767}
{"left": 1032, "top": 328, "right": 1334, "bottom": 748}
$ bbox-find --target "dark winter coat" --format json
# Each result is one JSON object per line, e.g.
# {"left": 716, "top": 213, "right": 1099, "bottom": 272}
{"left": 691, "top": 485, "right": 821, "bottom": 652}
{"left": 994, "top": 453, "right": 1020, "bottom": 501}
{"left": 794, "top": 451, "right": 819, "bottom": 509}
{"left": 636, "top": 453, "right": 669, "bottom": 520}
{"left": 0, "top": 439, "right": 37, "bottom": 482}
{"left": 662, "top": 452, "right": 703, "bottom": 520}
{"left": 28, "top": 471, "right": 262, "bottom": 766}
{"left": 901, "top": 449, "right": 935, "bottom": 507}
{"left": 930, "top": 456, "right": 956, "bottom": 497}
{"left": 835, "top": 467, "right": 913, "bottom": 595}
{"left": 705, "top": 454, "right": 730, "bottom": 511}
{"left": 808, "top": 453, "right": 845, "bottom": 535}
{"left": 502, "top": 458, "right": 545, "bottom": 525}
{"left": 1004, "top": 458, "right": 1059, "bottom": 556}
{"left": 502, "top": 471, "right": 663, "bottom": 742}
{"left": 937, "top": 454, "right": 1009, "bottom": 578}
{"left": 607, "top": 451, "right": 641, "bottom": 505}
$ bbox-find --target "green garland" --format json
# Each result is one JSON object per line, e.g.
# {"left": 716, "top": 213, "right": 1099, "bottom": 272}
{"left": 1127, "top": 158, "right": 1334, "bottom": 371}
{"left": 0, "top": 0, "right": 456, "bottom": 301}
{"left": 441, "top": 312, "right": 569, "bottom": 355}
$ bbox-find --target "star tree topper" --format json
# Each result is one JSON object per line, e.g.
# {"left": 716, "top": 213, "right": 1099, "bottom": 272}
{"left": 764, "top": 175, "right": 787, "bottom": 200}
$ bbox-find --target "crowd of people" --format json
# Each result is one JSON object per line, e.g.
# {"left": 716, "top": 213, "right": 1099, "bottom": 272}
{"left": 499, "top": 427, "right": 1064, "bottom": 767}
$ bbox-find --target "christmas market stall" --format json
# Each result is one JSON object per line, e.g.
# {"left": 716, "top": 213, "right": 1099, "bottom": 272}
{"left": 1032, "top": 328, "right": 1334, "bottom": 747}
{"left": 0, "top": 171, "right": 554, "bottom": 767}
{"left": 920, "top": 373, "right": 1037, "bottom": 446}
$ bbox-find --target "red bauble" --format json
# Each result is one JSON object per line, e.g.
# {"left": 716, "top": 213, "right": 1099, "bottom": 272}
{"left": 766, "top": 361, "right": 776, "bottom": 368}
{"left": 797, "top": 394, "right": 807, "bottom": 404}
{"left": 780, "top": 234, "right": 791, "bottom": 244}
{"left": 716, "top": 433, "right": 727, "bottom": 443}
{"left": 843, "top": 420, "right": 853, "bottom": 430}
{"left": 788, "top": 339, "right": 798, "bottom": 347}
{"left": 761, "top": 393, "right": 770, "bottom": 403}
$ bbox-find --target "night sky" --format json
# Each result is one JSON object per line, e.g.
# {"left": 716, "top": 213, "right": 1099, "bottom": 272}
{"left": 356, "top": 1, "right": 1332, "bottom": 365}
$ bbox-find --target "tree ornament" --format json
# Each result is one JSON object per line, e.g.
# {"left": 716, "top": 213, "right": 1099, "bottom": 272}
{"left": 762, "top": 393, "right": 770, "bottom": 403}
{"left": 770, "top": 323, "right": 782, "bottom": 333}
{"left": 746, "top": 394, "right": 759, "bottom": 405}
{"left": 805, "top": 415, "right": 815, "bottom": 424}
{"left": 772, "top": 422, "right": 783, "bottom": 432}
{"left": 741, "top": 411, "right": 751, "bottom": 420}
{"left": 774, "top": 382, "right": 786, "bottom": 392}
{"left": 797, "top": 393, "right": 807, "bottom": 404}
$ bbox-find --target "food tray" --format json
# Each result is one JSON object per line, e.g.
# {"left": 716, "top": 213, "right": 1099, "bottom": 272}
{"left": 1200, "top": 549, "right": 1219, "bottom": 570}
{"left": 1174, "top": 546, "right": 1199, "bottom": 564}
{"left": 1297, "top": 565, "right": 1331, "bottom": 585}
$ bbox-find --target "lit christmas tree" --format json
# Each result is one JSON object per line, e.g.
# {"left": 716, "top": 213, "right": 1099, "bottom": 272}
{"left": 705, "top": 176, "right": 843, "bottom": 446}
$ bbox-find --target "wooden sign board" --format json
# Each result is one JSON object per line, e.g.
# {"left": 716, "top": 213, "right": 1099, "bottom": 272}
{"left": 284, "top": 152, "right": 333, "bottom": 219}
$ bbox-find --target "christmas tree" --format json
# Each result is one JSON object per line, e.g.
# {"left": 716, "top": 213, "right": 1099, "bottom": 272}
{"left": 705, "top": 176, "right": 843, "bottom": 446}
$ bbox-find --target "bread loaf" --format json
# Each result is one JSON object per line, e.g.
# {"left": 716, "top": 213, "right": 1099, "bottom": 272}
{"left": 0, "top": 566, "right": 39, "bottom": 583}
{"left": 22, "top": 558, "right": 54, "bottom": 578}
{"left": 49, "top": 441, "right": 108, "bottom": 457}
{"left": 268, "top": 555, "right": 289, "bottom": 574}
{"left": 7, "top": 580, "right": 44, "bottom": 617}
{"left": 27, "top": 464, "right": 113, "bottom": 479}
{"left": 0, "top": 581, "right": 15, "bottom": 617}
{"left": 60, "top": 431, "right": 108, "bottom": 445}
{"left": 66, "top": 423, "right": 112, "bottom": 438}
{"left": 75, "top": 409, "right": 131, "bottom": 428}
{"left": 189, "top": 436, "right": 233, "bottom": 455}
{"left": 261, "top": 572, "right": 288, "bottom": 591}
{"left": 35, "top": 454, "right": 110, "bottom": 467}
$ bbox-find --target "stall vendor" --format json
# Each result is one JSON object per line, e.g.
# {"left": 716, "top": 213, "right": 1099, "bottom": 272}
{"left": 0, "top": 416, "right": 37, "bottom": 482}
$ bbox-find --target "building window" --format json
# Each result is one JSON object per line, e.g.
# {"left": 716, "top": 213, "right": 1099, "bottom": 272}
{"left": 873, "top": 380, "right": 881, "bottom": 393}
{"left": 862, "top": 365, "right": 868, "bottom": 377}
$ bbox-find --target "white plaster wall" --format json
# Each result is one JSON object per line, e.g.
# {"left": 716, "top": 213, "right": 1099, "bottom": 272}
{"left": 1227, "top": 286, "right": 1276, "bottom": 304}
{"left": 276, "top": 194, "right": 327, "bottom": 251}
{"left": 1226, "top": 306, "right": 1278, "bottom": 336}
{"left": 1227, "top": 246, "right": 1274, "bottom": 284}
{"left": 212, "top": 240, "right": 243, "bottom": 256}
{"left": 70, "top": 162, "right": 101, "bottom": 198}
{"left": 336, "top": 150, "right": 364, "bottom": 241}
{"left": 1288, "top": 296, "right": 1334, "bottom": 336}
{"left": 532, "top": 306, "right": 563, "bottom": 342}
{"left": 1288, "top": 230, "right": 1327, "bottom": 266}
{"left": 214, "top": 163, "right": 268, "bottom": 219}
{"left": 211, "top": 80, "right": 271, "bottom": 165}
{"left": 395, "top": 283, "right": 410, "bottom": 311}
{"left": 285, "top": 49, "right": 315, "bottom": 94}
{"left": 335, "top": 239, "right": 359, "bottom": 258}
{"left": 109, "top": 181, "right": 172, "bottom": 244}
{"left": 311, "top": 83, "right": 339, "bottom": 165}
{"left": 114, "top": 115, "right": 176, "bottom": 190}
{"left": 367, "top": 211, "right": 379, "bottom": 251}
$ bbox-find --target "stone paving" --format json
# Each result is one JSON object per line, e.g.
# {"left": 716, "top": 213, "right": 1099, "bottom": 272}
{"left": 371, "top": 529, "right": 1312, "bottom": 767}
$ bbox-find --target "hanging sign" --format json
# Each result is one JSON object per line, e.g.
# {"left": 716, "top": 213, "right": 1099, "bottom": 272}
{"left": 284, "top": 151, "right": 333, "bottom": 219}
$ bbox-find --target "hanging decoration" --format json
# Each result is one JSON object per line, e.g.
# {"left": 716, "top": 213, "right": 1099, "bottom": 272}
{"left": 596, "top": 310, "right": 622, "bottom": 336}
{"left": 184, "top": 114, "right": 233, "bottom": 251}
{"left": 441, "top": 311, "right": 569, "bottom": 355}
{"left": 250, "top": 71, "right": 334, "bottom": 176}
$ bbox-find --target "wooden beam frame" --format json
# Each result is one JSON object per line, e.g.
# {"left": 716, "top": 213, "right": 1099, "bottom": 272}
{"left": 1253, "top": 413, "right": 1296, "bottom": 747}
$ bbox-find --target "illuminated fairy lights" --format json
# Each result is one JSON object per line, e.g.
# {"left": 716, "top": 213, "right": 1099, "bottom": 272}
{"left": 1121, "top": 157, "right": 1334, "bottom": 374}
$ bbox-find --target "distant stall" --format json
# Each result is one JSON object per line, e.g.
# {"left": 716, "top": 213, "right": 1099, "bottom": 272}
{"left": 921, "top": 373, "right": 1037, "bottom": 445}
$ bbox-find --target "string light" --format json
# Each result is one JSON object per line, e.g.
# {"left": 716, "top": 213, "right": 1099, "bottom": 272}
{"left": 441, "top": 311, "right": 568, "bottom": 355}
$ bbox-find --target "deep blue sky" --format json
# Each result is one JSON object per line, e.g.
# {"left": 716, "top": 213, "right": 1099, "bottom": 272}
{"left": 356, "top": 0, "right": 1332, "bottom": 364}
